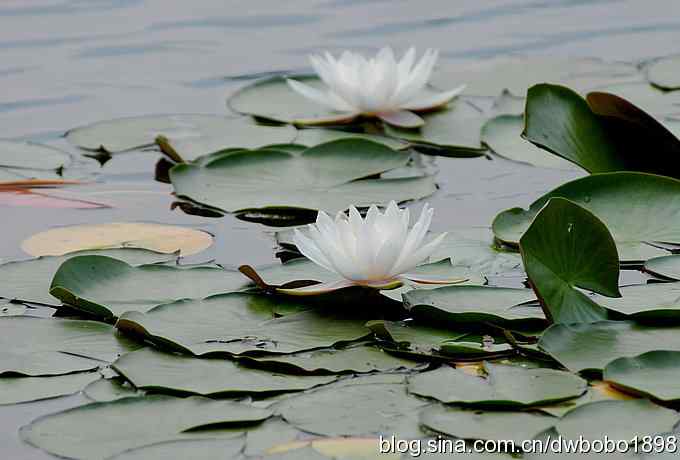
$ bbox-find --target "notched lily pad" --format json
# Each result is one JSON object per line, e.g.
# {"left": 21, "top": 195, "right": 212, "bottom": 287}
{"left": 408, "top": 363, "right": 586, "bottom": 408}
{"left": 0, "top": 371, "right": 100, "bottom": 405}
{"left": 169, "top": 139, "right": 436, "bottom": 214}
{"left": 604, "top": 351, "right": 680, "bottom": 402}
{"left": 644, "top": 255, "right": 680, "bottom": 280}
{"left": 22, "top": 222, "right": 213, "bottom": 257}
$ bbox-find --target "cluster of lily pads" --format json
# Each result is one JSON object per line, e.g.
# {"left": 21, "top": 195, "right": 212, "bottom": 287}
{"left": 3, "top": 51, "right": 680, "bottom": 459}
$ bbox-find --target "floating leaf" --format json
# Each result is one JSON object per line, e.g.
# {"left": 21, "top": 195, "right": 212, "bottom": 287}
{"left": 403, "top": 285, "right": 542, "bottom": 326}
{"left": 0, "top": 372, "right": 99, "bottom": 405}
{"left": 50, "top": 255, "right": 245, "bottom": 320}
{"left": 117, "top": 293, "right": 371, "bottom": 356}
{"left": 170, "top": 139, "right": 435, "bottom": 214}
{"left": 0, "top": 189, "right": 106, "bottom": 209}
{"left": 382, "top": 101, "right": 487, "bottom": 154}
{"left": 22, "top": 222, "right": 213, "bottom": 257}
{"left": 595, "top": 282, "right": 680, "bottom": 321}
{"left": 83, "top": 377, "right": 143, "bottom": 402}
{"left": 0, "top": 248, "right": 174, "bottom": 306}
{"left": 294, "top": 127, "right": 408, "bottom": 150}
{"left": 419, "top": 405, "right": 555, "bottom": 443}
{"left": 644, "top": 255, "right": 680, "bottom": 280}
{"left": 20, "top": 395, "right": 271, "bottom": 460}
{"left": 408, "top": 363, "right": 586, "bottom": 408}
{"left": 646, "top": 55, "right": 680, "bottom": 91}
{"left": 66, "top": 114, "right": 295, "bottom": 155}
{"left": 539, "top": 320, "right": 680, "bottom": 372}
{"left": 0, "top": 316, "right": 140, "bottom": 376}
{"left": 604, "top": 351, "right": 680, "bottom": 402}
{"left": 482, "top": 115, "right": 576, "bottom": 169}
{"left": 556, "top": 399, "right": 679, "bottom": 442}
{"left": 242, "top": 344, "right": 421, "bottom": 375}
{"left": 113, "top": 348, "right": 336, "bottom": 395}
{"left": 0, "top": 140, "right": 71, "bottom": 171}
{"left": 274, "top": 375, "right": 427, "bottom": 438}
{"left": 520, "top": 198, "right": 619, "bottom": 323}
{"left": 109, "top": 438, "right": 245, "bottom": 460}
{"left": 493, "top": 172, "right": 680, "bottom": 261}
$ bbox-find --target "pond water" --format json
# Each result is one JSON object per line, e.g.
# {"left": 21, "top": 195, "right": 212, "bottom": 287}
{"left": 1, "top": 0, "right": 680, "bottom": 458}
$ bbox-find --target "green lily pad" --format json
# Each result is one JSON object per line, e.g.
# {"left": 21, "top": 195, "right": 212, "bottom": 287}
{"left": 419, "top": 405, "right": 556, "bottom": 443}
{"left": 227, "top": 74, "right": 340, "bottom": 124}
{"left": 66, "top": 114, "right": 295, "bottom": 155}
{"left": 244, "top": 418, "right": 304, "bottom": 457}
{"left": 242, "top": 344, "right": 422, "bottom": 374}
{"left": 117, "top": 292, "right": 371, "bottom": 356}
{"left": 524, "top": 85, "right": 680, "bottom": 176}
{"left": 383, "top": 101, "right": 487, "bottom": 154}
{"left": 408, "top": 363, "right": 586, "bottom": 408}
{"left": 493, "top": 172, "right": 680, "bottom": 262}
{"left": 520, "top": 198, "right": 619, "bottom": 323}
{"left": 644, "top": 255, "right": 680, "bottom": 280}
{"left": 50, "top": 255, "right": 245, "bottom": 320}
{"left": 0, "top": 248, "right": 174, "bottom": 306}
{"left": 0, "top": 371, "right": 100, "bottom": 405}
{"left": 0, "top": 140, "right": 71, "bottom": 171}
{"left": 556, "top": 399, "right": 679, "bottom": 442}
{"left": 274, "top": 374, "right": 427, "bottom": 438}
{"left": 646, "top": 55, "right": 680, "bottom": 91}
{"left": 20, "top": 395, "right": 271, "bottom": 460}
{"left": 430, "top": 56, "right": 640, "bottom": 97}
{"left": 429, "top": 228, "right": 523, "bottom": 277}
{"left": 539, "top": 320, "right": 680, "bottom": 372}
{"left": 403, "top": 285, "right": 542, "bottom": 326}
{"left": 294, "top": 127, "right": 408, "bottom": 150}
{"left": 482, "top": 115, "right": 575, "bottom": 169}
{"left": 169, "top": 139, "right": 436, "bottom": 213}
{"left": 595, "top": 282, "right": 680, "bottom": 321}
{"left": 537, "top": 383, "right": 638, "bottom": 418}
{"left": 604, "top": 351, "right": 680, "bottom": 402}
{"left": 109, "top": 438, "right": 245, "bottom": 460}
{"left": 83, "top": 377, "right": 143, "bottom": 402}
{"left": 113, "top": 347, "right": 336, "bottom": 396}
{"left": 0, "top": 316, "right": 140, "bottom": 376}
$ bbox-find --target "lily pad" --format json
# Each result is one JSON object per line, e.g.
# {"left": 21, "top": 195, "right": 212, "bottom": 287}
{"left": 408, "top": 363, "right": 586, "bottom": 408}
{"left": 0, "top": 140, "right": 71, "bottom": 171}
{"left": 604, "top": 351, "right": 680, "bottom": 402}
{"left": 169, "top": 139, "right": 436, "bottom": 213}
{"left": 66, "top": 114, "right": 295, "bottom": 154}
{"left": 83, "top": 378, "right": 143, "bottom": 402}
{"left": 22, "top": 222, "right": 213, "bottom": 257}
{"left": 482, "top": 115, "right": 575, "bottom": 169}
{"left": 520, "top": 198, "right": 619, "bottom": 323}
{"left": 266, "top": 437, "right": 404, "bottom": 460}
{"left": 110, "top": 438, "right": 245, "bottom": 460}
{"left": 116, "top": 292, "right": 371, "bottom": 356}
{"left": 0, "top": 316, "right": 140, "bottom": 376}
{"left": 539, "top": 320, "right": 680, "bottom": 372}
{"left": 524, "top": 85, "right": 680, "bottom": 176}
{"left": 50, "top": 255, "right": 245, "bottom": 320}
{"left": 382, "top": 101, "right": 487, "bottom": 154}
{"left": 592, "top": 81, "right": 680, "bottom": 117}
{"left": 403, "top": 285, "right": 542, "bottom": 326}
{"left": 646, "top": 55, "right": 680, "bottom": 91}
{"left": 275, "top": 374, "right": 427, "bottom": 438}
{"left": 228, "top": 74, "right": 340, "bottom": 124}
{"left": 294, "top": 127, "right": 408, "bottom": 150}
{"left": 20, "top": 395, "right": 271, "bottom": 460}
{"left": 644, "top": 255, "right": 680, "bottom": 280}
{"left": 595, "top": 282, "right": 680, "bottom": 321}
{"left": 0, "top": 248, "right": 174, "bottom": 306}
{"left": 493, "top": 172, "right": 680, "bottom": 262}
{"left": 419, "top": 405, "right": 556, "bottom": 443}
{"left": 556, "top": 399, "right": 679, "bottom": 442}
{"left": 243, "top": 344, "right": 421, "bottom": 374}
{"left": 113, "top": 347, "right": 336, "bottom": 395}
{"left": 0, "top": 371, "right": 100, "bottom": 405}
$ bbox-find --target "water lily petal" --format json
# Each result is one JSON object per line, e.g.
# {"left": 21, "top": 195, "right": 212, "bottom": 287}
{"left": 287, "top": 79, "right": 340, "bottom": 110}
{"left": 276, "top": 278, "right": 358, "bottom": 296}
{"left": 293, "top": 229, "right": 335, "bottom": 274}
{"left": 402, "top": 84, "right": 467, "bottom": 111}
{"left": 377, "top": 110, "right": 425, "bottom": 128}
{"left": 399, "top": 273, "right": 468, "bottom": 285}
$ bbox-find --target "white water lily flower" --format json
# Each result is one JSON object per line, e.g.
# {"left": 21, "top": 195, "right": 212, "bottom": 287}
{"left": 281, "top": 201, "right": 465, "bottom": 295}
{"left": 287, "top": 47, "right": 465, "bottom": 128}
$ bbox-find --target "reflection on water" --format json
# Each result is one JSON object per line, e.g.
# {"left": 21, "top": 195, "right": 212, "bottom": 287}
{"left": 1, "top": 0, "right": 679, "bottom": 457}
